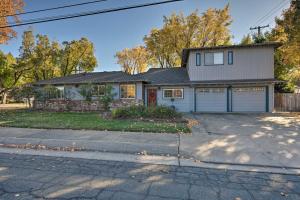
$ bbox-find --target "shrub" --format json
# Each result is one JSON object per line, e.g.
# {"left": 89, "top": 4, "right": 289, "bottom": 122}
{"left": 112, "top": 105, "right": 181, "bottom": 119}
{"left": 146, "top": 105, "right": 181, "bottom": 118}
{"left": 99, "top": 84, "right": 116, "bottom": 111}
{"left": 79, "top": 83, "right": 93, "bottom": 102}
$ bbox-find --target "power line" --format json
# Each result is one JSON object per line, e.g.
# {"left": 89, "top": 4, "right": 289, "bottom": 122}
{"left": 0, "top": 0, "right": 109, "bottom": 18}
{"left": 244, "top": 0, "right": 290, "bottom": 37}
{"left": 255, "top": 0, "right": 290, "bottom": 26}
{"left": 0, "top": 0, "right": 184, "bottom": 29}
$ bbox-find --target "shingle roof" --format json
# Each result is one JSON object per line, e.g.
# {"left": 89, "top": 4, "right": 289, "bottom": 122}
{"left": 133, "top": 67, "right": 190, "bottom": 85}
{"left": 34, "top": 67, "right": 191, "bottom": 86}
{"left": 34, "top": 71, "right": 146, "bottom": 85}
{"left": 181, "top": 42, "right": 281, "bottom": 67}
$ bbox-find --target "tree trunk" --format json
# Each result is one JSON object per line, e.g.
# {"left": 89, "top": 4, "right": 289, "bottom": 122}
{"left": 26, "top": 97, "right": 31, "bottom": 108}
{"left": 1, "top": 92, "right": 7, "bottom": 104}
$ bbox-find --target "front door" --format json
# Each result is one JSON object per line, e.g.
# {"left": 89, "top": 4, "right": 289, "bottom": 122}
{"left": 147, "top": 88, "right": 157, "bottom": 107}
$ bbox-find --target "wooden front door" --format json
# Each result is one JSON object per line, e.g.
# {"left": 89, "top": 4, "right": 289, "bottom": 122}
{"left": 147, "top": 88, "right": 157, "bottom": 107}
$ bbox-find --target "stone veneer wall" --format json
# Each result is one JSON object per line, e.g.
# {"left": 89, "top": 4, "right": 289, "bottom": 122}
{"left": 33, "top": 99, "right": 143, "bottom": 112}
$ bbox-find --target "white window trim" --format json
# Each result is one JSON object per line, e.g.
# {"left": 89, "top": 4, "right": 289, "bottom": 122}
{"left": 162, "top": 88, "right": 184, "bottom": 99}
{"left": 120, "top": 84, "right": 136, "bottom": 99}
{"left": 204, "top": 51, "right": 224, "bottom": 66}
{"left": 92, "top": 85, "right": 106, "bottom": 97}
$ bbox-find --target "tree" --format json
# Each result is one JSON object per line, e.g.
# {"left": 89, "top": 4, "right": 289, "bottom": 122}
{"left": 240, "top": 34, "right": 253, "bottom": 45}
{"left": 10, "top": 85, "right": 36, "bottom": 107}
{"left": 18, "top": 30, "right": 98, "bottom": 82}
{"left": 0, "top": 51, "right": 25, "bottom": 103}
{"left": 115, "top": 46, "right": 149, "bottom": 74}
{"left": 144, "top": 5, "right": 232, "bottom": 68}
{"left": 0, "top": 0, "right": 24, "bottom": 44}
{"left": 267, "top": 0, "right": 300, "bottom": 91}
{"left": 59, "top": 38, "right": 97, "bottom": 76}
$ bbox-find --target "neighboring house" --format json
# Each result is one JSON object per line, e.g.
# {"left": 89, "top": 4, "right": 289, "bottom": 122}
{"left": 34, "top": 42, "right": 280, "bottom": 112}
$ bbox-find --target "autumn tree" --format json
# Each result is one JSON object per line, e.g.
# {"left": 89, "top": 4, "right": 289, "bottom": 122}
{"left": 267, "top": 0, "right": 300, "bottom": 92}
{"left": 59, "top": 38, "right": 97, "bottom": 77}
{"left": 0, "top": 0, "right": 24, "bottom": 44}
{"left": 240, "top": 34, "right": 253, "bottom": 45}
{"left": 144, "top": 5, "right": 232, "bottom": 68}
{"left": 18, "top": 30, "right": 98, "bottom": 82}
{"left": 0, "top": 51, "right": 22, "bottom": 103}
{"left": 115, "top": 46, "right": 149, "bottom": 74}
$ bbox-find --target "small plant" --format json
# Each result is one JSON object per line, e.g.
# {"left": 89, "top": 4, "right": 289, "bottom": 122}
{"left": 112, "top": 105, "right": 181, "bottom": 119}
{"left": 99, "top": 84, "right": 116, "bottom": 111}
{"left": 79, "top": 83, "right": 93, "bottom": 102}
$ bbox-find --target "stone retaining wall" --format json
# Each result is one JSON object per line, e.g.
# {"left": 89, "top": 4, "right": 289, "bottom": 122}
{"left": 33, "top": 99, "right": 143, "bottom": 111}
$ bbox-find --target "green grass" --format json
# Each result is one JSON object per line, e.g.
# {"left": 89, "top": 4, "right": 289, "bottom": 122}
{"left": 0, "top": 110, "right": 190, "bottom": 133}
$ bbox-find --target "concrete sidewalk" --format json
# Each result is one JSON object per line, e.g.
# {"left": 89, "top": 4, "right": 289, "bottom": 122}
{"left": 0, "top": 127, "right": 179, "bottom": 156}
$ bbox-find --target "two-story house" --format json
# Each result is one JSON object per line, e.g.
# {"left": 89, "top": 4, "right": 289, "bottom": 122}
{"left": 34, "top": 42, "right": 280, "bottom": 112}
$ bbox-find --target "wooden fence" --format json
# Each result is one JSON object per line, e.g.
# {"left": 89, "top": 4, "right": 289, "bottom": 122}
{"left": 275, "top": 93, "right": 300, "bottom": 112}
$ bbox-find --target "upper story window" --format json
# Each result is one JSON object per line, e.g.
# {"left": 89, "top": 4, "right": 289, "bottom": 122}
{"left": 196, "top": 53, "right": 201, "bottom": 66}
{"left": 120, "top": 84, "right": 135, "bottom": 99}
{"left": 228, "top": 51, "right": 233, "bottom": 65}
{"left": 204, "top": 52, "right": 224, "bottom": 65}
{"left": 163, "top": 88, "right": 184, "bottom": 99}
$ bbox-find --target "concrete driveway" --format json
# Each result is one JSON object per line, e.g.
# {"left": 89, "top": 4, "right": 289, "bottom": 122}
{"left": 181, "top": 113, "right": 300, "bottom": 169}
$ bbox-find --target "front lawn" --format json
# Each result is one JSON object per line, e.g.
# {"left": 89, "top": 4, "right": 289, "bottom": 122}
{"left": 0, "top": 110, "right": 190, "bottom": 133}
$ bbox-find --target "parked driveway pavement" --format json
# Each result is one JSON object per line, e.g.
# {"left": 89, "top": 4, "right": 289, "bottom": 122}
{"left": 181, "top": 113, "right": 300, "bottom": 169}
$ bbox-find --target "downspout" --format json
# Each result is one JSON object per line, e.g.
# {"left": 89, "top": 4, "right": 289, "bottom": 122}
{"left": 194, "top": 87, "right": 196, "bottom": 112}
{"left": 265, "top": 85, "right": 269, "bottom": 112}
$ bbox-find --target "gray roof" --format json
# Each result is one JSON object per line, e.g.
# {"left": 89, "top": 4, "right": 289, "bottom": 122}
{"left": 34, "top": 67, "right": 191, "bottom": 86}
{"left": 134, "top": 67, "right": 190, "bottom": 85}
{"left": 34, "top": 71, "right": 146, "bottom": 85}
{"left": 181, "top": 42, "right": 281, "bottom": 67}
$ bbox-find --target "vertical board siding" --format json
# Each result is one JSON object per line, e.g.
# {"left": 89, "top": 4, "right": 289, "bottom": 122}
{"left": 275, "top": 93, "right": 300, "bottom": 112}
{"left": 187, "top": 47, "right": 274, "bottom": 81}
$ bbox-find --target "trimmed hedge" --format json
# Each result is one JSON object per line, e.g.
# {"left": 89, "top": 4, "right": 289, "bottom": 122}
{"left": 112, "top": 105, "right": 181, "bottom": 119}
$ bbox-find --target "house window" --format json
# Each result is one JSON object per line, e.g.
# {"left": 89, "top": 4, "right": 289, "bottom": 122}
{"left": 56, "top": 86, "right": 65, "bottom": 99}
{"left": 120, "top": 84, "right": 135, "bottom": 99}
{"left": 204, "top": 52, "right": 224, "bottom": 65}
{"left": 92, "top": 85, "right": 105, "bottom": 96}
{"left": 196, "top": 53, "right": 201, "bottom": 66}
{"left": 163, "top": 89, "right": 184, "bottom": 99}
{"left": 228, "top": 51, "right": 233, "bottom": 65}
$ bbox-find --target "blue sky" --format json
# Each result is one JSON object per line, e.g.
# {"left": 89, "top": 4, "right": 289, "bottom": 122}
{"left": 1, "top": 0, "right": 290, "bottom": 72}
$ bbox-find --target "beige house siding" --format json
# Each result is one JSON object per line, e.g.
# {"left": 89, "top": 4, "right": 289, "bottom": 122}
{"left": 187, "top": 47, "right": 274, "bottom": 81}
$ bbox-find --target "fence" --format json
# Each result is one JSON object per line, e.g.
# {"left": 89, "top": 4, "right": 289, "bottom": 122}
{"left": 275, "top": 93, "right": 300, "bottom": 112}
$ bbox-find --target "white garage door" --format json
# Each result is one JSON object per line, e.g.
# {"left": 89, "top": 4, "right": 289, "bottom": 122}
{"left": 232, "top": 87, "right": 266, "bottom": 112}
{"left": 196, "top": 88, "right": 227, "bottom": 112}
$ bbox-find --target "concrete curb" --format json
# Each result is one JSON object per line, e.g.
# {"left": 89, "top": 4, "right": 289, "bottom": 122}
{"left": 0, "top": 147, "right": 299, "bottom": 175}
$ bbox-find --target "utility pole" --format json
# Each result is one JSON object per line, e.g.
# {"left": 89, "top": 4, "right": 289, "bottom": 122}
{"left": 250, "top": 25, "right": 269, "bottom": 36}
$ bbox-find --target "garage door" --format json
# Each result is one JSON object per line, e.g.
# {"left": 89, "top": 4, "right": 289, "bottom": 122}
{"left": 196, "top": 88, "right": 227, "bottom": 112}
{"left": 232, "top": 87, "right": 266, "bottom": 112}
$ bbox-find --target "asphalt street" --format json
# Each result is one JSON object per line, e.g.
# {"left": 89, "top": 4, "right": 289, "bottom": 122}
{"left": 0, "top": 153, "right": 299, "bottom": 200}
